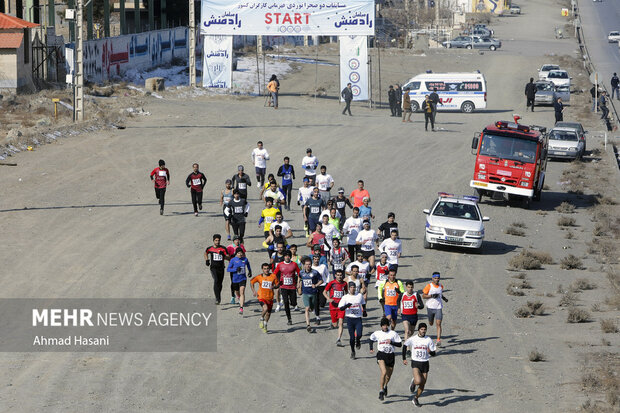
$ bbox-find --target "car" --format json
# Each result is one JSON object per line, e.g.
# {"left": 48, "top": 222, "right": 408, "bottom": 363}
{"left": 554, "top": 121, "right": 587, "bottom": 151}
{"left": 538, "top": 64, "right": 560, "bottom": 81}
{"left": 534, "top": 80, "right": 570, "bottom": 105}
{"left": 475, "top": 37, "right": 502, "bottom": 51}
{"left": 423, "top": 193, "right": 489, "bottom": 250}
{"left": 547, "top": 127, "right": 585, "bottom": 160}
{"left": 547, "top": 69, "right": 571, "bottom": 87}
{"left": 443, "top": 36, "right": 501, "bottom": 50}
{"left": 608, "top": 31, "right": 620, "bottom": 43}
{"left": 509, "top": 4, "right": 521, "bottom": 14}
{"left": 474, "top": 24, "right": 494, "bottom": 35}
{"left": 443, "top": 36, "right": 478, "bottom": 48}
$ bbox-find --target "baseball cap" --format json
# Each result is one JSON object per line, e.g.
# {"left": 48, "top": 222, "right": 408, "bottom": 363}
{"left": 338, "top": 187, "right": 345, "bottom": 193}
{"left": 237, "top": 165, "right": 244, "bottom": 171}
{"left": 306, "top": 148, "right": 312, "bottom": 153}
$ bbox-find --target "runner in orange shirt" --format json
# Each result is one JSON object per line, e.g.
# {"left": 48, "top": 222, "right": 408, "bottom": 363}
{"left": 349, "top": 179, "right": 371, "bottom": 208}
{"left": 250, "top": 263, "right": 280, "bottom": 333}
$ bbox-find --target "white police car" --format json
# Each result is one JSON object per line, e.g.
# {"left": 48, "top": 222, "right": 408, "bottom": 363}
{"left": 423, "top": 193, "right": 489, "bottom": 250}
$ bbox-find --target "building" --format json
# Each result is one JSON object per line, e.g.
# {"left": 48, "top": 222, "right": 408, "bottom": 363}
{"left": 0, "top": 12, "right": 38, "bottom": 91}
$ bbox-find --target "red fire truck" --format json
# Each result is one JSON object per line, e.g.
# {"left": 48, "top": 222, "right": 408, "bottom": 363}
{"left": 470, "top": 117, "right": 548, "bottom": 208}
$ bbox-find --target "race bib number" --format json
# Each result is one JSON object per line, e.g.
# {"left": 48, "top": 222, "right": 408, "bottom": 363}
{"left": 238, "top": 183, "right": 246, "bottom": 189}
{"left": 350, "top": 304, "right": 360, "bottom": 315}
{"left": 303, "top": 279, "right": 313, "bottom": 287}
{"left": 266, "top": 217, "right": 274, "bottom": 223}
{"left": 310, "top": 207, "right": 320, "bottom": 214}
{"left": 158, "top": 171, "right": 166, "bottom": 176}
{"left": 261, "top": 280, "right": 272, "bottom": 289}
{"left": 212, "top": 253, "right": 223, "bottom": 261}
{"left": 237, "top": 268, "right": 246, "bottom": 276}
{"left": 386, "top": 289, "right": 397, "bottom": 297}
{"left": 336, "top": 201, "right": 345, "bottom": 209}
{"left": 284, "top": 174, "right": 291, "bottom": 180}
{"left": 234, "top": 207, "right": 243, "bottom": 213}
{"left": 403, "top": 301, "right": 414, "bottom": 309}
{"left": 192, "top": 179, "right": 201, "bottom": 185}
{"left": 283, "top": 276, "right": 293, "bottom": 286}
{"left": 334, "top": 263, "right": 343, "bottom": 270}
{"left": 415, "top": 350, "right": 427, "bottom": 359}
{"left": 333, "top": 290, "right": 343, "bottom": 298}
{"left": 389, "top": 250, "right": 398, "bottom": 257}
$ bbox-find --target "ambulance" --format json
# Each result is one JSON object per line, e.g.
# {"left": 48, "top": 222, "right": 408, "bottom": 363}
{"left": 402, "top": 72, "right": 487, "bottom": 113}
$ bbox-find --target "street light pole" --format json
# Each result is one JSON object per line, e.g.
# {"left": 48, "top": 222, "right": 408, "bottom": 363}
{"left": 189, "top": 0, "right": 196, "bottom": 87}
{"left": 74, "top": 0, "right": 84, "bottom": 121}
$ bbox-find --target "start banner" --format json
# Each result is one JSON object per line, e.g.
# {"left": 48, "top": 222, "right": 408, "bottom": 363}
{"left": 203, "top": 35, "right": 233, "bottom": 88}
{"left": 200, "top": 0, "right": 375, "bottom": 36}
{"left": 339, "top": 35, "right": 368, "bottom": 101}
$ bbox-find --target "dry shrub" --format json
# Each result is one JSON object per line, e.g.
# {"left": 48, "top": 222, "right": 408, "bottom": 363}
{"left": 580, "top": 354, "right": 620, "bottom": 412}
{"left": 512, "top": 221, "right": 527, "bottom": 228}
{"left": 506, "top": 283, "right": 525, "bottom": 296}
{"left": 565, "top": 231, "right": 575, "bottom": 239}
{"left": 604, "top": 294, "right": 620, "bottom": 311}
{"left": 567, "top": 307, "right": 591, "bottom": 323}
{"left": 509, "top": 249, "right": 553, "bottom": 270}
{"left": 515, "top": 306, "right": 531, "bottom": 318}
{"left": 559, "top": 292, "right": 577, "bottom": 307}
{"left": 512, "top": 272, "right": 527, "bottom": 280}
{"left": 558, "top": 216, "right": 577, "bottom": 227}
{"left": 531, "top": 251, "right": 554, "bottom": 264}
{"left": 591, "top": 303, "right": 601, "bottom": 312}
{"left": 562, "top": 255, "right": 585, "bottom": 270}
{"left": 504, "top": 226, "right": 525, "bottom": 236}
{"left": 587, "top": 239, "right": 618, "bottom": 264}
{"left": 527, "top": 300, "right": 545, "bottom": 315}
{"left": 529, "top": 349, "right": 545, "bottom": 362}
{"left": 600, "top": 319, "right": 618, "bottom": 334}
{"left": 556, "top": 201, "right": 576, "bottom": 213}
{"left": 571, "top": 278, "right": 596, "bottom": 291}
{"left": 596, "top": 196, "right": 617, "bottom": 205}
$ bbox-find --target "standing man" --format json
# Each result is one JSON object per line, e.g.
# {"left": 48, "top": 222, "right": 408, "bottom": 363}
{"left": 402, "top": 323, "right": 437, "bottom": 407}
{"left": 525, "top": 77, "right": 536, "bottom": 112}
{"left": 395, "top": 83, "right": 403, "bottom": 117}
{"left": 316, "top": 165, "right": 335, "bottom": 201}
{"left": 349, "top": 180, "right": 370, "bottom": 208}
{"left": 429, "top": 87, "right": 442, "bottom": 124}
{"left": 301, "top": 148, "right": 319, "bottom": 185}
{"left": 401, "top": 281, "right": 424, "bottom": 342}
{"left": 599, "top": 91, "right": 610, "bottom": 120}
{"left": 324, "top": 269, "right": 348, "bottom": 346}
{"left": 185, "top": 163, "right": 207, "bottom": 216}
{"left": 231, "top": 165, "right": 251, "bottom": 200}
{"left": 226, "top": 190, "right": 249, "bottom": 243}
{"left": 274, "top": 251, "right": 300, "bottom": 325}
{"left": 150, "top": 159, "right": 170, "bottom": 215}
{"left": 402, "top": 87, "right": 412, "bottom": 123}
{"left": 422, "top": 95, "right": 435, "bottom": 132}
{"left": 267, "top": 74, "right": 279, "bottom": 108}
{"left": 277, "top": 156, "right": 296, "bottom": 211}
{"left": 422, "top": 272, "right": 448, "bottom": 347}
{"left": 388, "top": 85, "right": 397, "bottom": 117}
{"left": 341, "top": 82, "right": 353, "bottom": 116}
{"left": 339, "top": 281, "right": 366, "bottom": 359}
{"left": 298, "top": 257, "right": 323, "bottom": 332}
{"left": 250, "top": 263, "right": 279, "bottom": 333}
{"left": 611, "top": 72, "right": 619, "bottom": 100}
{"left": 554, "top": 96, "right": 564, "bottom": 122}
{"left": 204, "top": 234, "right": 229, "bottom": 305}
{"left": 251, "top": 141, "right": 270, "bottom": 188}
{"left": 369, "top": 317, "right": 403, "bottom": 401}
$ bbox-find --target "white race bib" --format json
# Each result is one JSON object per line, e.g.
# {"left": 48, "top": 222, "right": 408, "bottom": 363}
{"left": 192, "top": 178, "right": 201, "bottom": 185}
{"left": 333, "top": 290, "right": 343, "bottom": 298}
{"left": 239, "top": 183, "right": 246, "bottom": 189}
{"left": 303, "top": 279, "right": 312, "bottom": 287}
{"left": 310, "top": 207, "right": 319, "bottom": 214}
{"left": 403, "top": 301, "right": 414, "bottom": 309}
{"left": 386, "top": 289, "right": 397, "bottom": 297}
{"left": 261, "top": 280, "right": 272, "bottom": 289}
{"left": 284, "top": 174, "right": 291, "bottom": 180}
{"left": 213, "top": 253, "right": 223, "bottom": 261}
{"left": 283, "top": 276, "right": 293, "bottom": 286}
{"left": 158, "top": 171, "right": 166, "bottom": 176}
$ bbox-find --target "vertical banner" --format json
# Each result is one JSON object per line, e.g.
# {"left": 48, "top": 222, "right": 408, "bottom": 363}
{"left": 202, "top": 35, "right": 233, "bottom": 88}
{"left": 339, "top": 35, "right": 368, "bottom": 101}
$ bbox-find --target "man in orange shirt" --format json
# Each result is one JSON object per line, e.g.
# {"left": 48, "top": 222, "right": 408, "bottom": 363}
{"left": 251, "top": 263, "right": 280, "bottom": 333}
{"left": 267, "top": 74, "right": 279, "bottom": 109}
{"left": 349, "top": 180, "right": 371, "bottom": 208}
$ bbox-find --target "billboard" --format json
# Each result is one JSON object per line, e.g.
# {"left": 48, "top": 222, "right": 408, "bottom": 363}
{"left": 200, "top": 0, "right": 375, "bottom": 36}
{"left": 203, "top": 35, "right": 233, "bottom": 88}
{"left": 339, "top": 35, "right": 368, "bottom": 101}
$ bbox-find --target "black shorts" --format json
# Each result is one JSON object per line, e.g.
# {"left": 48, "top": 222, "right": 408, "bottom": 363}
{"left": 223, "top": 206, "right": 231, "bottom": 221}
{"left": 376, "top": 351, "right": 395, "bottom": 368}
{"left": 361, "top": 250, "right": 374, "bottom": 259}
{"left": 411, "top": 360, "right": 430, "bottom": 373}
{"left": 231, "top": 280, "right": 247, "bottom": 291}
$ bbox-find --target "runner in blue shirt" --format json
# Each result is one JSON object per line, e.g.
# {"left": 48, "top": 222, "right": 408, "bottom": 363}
{"left": 277, "top": 156, "right": 296, "bottom": 211}
{"left": 298, "top": 256, "right": 323, "bottom": 332}
{"left": 226, "top": 248, "right": 252, "bottom": 315}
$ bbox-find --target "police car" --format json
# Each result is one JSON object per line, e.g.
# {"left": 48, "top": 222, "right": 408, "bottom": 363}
{"left": 423, "top": 193, "right": 490, "bottom": 250}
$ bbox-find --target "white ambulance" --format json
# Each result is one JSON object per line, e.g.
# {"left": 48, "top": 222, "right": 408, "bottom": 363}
{"left": 402, "top": 72, "right": 487, "bottom": 113}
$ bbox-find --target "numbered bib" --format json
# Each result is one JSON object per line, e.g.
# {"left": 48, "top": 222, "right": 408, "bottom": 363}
{"left": 333, "top": 290, "right": 343, "bottom": 298}
{"left": 303, "top": 279, "right": 313, "bottom": 287}
{"left": 234, "top": 207, "right": 243, "bottom": 213}
{"left": 284, "top": 174, "right": 291, "bottom": 180}
{"left": 213, "top": 253, "right": 223, "bottom": 261}
{"left": 192, "top": 178, "right": 201, "bottom": 185}
{"left": 261, "top": 280, "right": 272, "bottom": 289}
{"left": 283, "top": 276, "right": 293, "bottom": 286}
{"left": 237, "top": 268, "right": 246, "bottom": 276}
{"left": 158, "top": 171, "right": 166, "bottom": 176}
{"left": 350, "top": 305, "right": 360, "bottom": 315}
{"left": 386, "top": 289, "right": 397, "bottom": 297}
{"left": 266, "top": 217, "right": 274, "bottom": 223}
{"left": 334, "top": 263, "right": 343, "bottom": 270}
{"left": 337, "top": 201, "right": 345, "bottom": 208}
{"left": 239, "top": 183, "right": 246, "bottom": 189}
{"left": 310, "top": 207, "right": 319, "bottom": 214}
{"left": 403, "top": 301, "right": 414, "bottom": 309}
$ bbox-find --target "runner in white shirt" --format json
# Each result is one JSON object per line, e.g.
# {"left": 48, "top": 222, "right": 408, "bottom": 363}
{"left": 356, "top": 219, "right": 378, "bottom": 268}
{"left": 251, "top": 141, "right": 270, "bottom": 188}
{"left": 315, "top": 165, "right": 334, "bottom": 201}
{"left": 342, "top": 207, "right": 363, "bottom": 259}
{"left": 402, "top": 323, "right": 437, "bottom": 407}
{"left": 301, "top": 147, "right": 318, "bottom": 185}
{"left": 263, "top": 180, "right": 285, "bottom": 207}
{"left": 369, "top": 317, "right": 403, "bottom": 401}
{"left": 320, "top": 214, "right": 340, "bottom": 251}
{"left": 379, "top": 230, "right": 402, "bottom": 266}
{"left": 338, "top": 282, "right": 366, "bottom": 359}
{"left": 269, "top": 211, "right": 292, "bottom": 239}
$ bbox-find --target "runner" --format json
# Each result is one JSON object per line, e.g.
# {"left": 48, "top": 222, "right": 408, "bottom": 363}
{"left": 375, "top": 253, "right": 390, "bottom": 285}
{"left": 327, "top": 207, "right": 341, "bottom": 230}
{"left": 379, "top": 230, "right": 402, "bottom": 268}
{"left": 349, "top": 180, "right": 370, "bottom": 208}
{"left": 369, "top": 317, "right": 403, "bottom": 401}
{"left": 231, "top": 165, "right": 252, "bottom": 200}
{"left": 358, "top": 197, "right": 375, "bottom": 221}
{"left": 297, "top": 177, "right": 315, "bottom": 235}
{"left": 346, "top": 252, "right": 372, "bottom": 316}
{"left": 421, "top": 272, "right": 448, "bottom": 347}
{"left": 263, "top": 180, "right": 286, "bottom": 207}
{"left": 315, "top": 165, "right": 334, "bottom": 201}
{"left": 312, "top": 253, "right": 330, "bottom": 317}
{"left": 320, "top": 214, "right": 340, "bottom": 251}
{"left": 269, "top": 211, "right": 293, "bottom": 240}
{"left": 274, "top": 250, "right": 300, "bottom": 325}
{"left": 323, "top": 269, "right": 348, "bottom": 346}
{"left": 220, "top": 179, "right": 234, "bottom": 240}
{"left": 401, "top": 281, "right": 424, "bottom": 341}
{"left": 301, "top": 148, "right": 318, "bottom": 185}
{"left": 402, "top": 323, "right": 437, "bottom": 407}
{"left": 269, "top": 239, "right": 287, "bottom": 269}
{"left": 226, "top": 247, "right": 252, "bottom": 315}
{"left": 377, "top": 212, "right": 399, "bottom": 243}
{"left": 377, "top": 266, "right": 404, "bottom": 330}
{"left": 332, "top": 188, "right": 353, "bottom": 230}
{"left": 339, "top": 282, "right": 366, "bottom": 359}
{"left": 226, "top": 236, "right": 246, "bottom": 304}
{"left": 250, "top": 263, "right": 279, "bottom": 333}
{"left": 204, "top": 234, "right": 229, "bottom": 305}
{"left": 185, "top": 163, "right": 207, "bottom": 216}
{"left": 342, "top": 207, "right": 363, "bottom": 259}
{"left": 298, "top": 257, "right": 323, "bottom": 332}
{"left": 289, "top": 244, "right": 301, "bottom": 268}
{"left": 344, "top": 264, "right": 366, "bottom": 298}
{"left": 259, "top": 173, "right": 278, "bottom": 200}
{"left": 259, "top": 198, "right": 281, "bottom": 239}
{"left": 310, "top": 244, "right": 328, "bottom": 267}
{"left": 304, "top": 187, "right": 326, "bottom": 234}
{"left": 356, "top": 219, "right": 378, "bottom": 268}
{"left": 251, "top": 140, "right": 270, "bottom": 188}
{"left": 306, "top": 223, "right": 327, "bottom": 257}
{"left": 329, "top": 237, "right": 350, "bottom": 277}
{"left": 226, "top": 190, "right": 249, "bottom": 243}
{"left": 149, "top": 159, "right": 170, "bottom": 215}
{"left": 277, "top": 156, "right": 296, "bottom": 211}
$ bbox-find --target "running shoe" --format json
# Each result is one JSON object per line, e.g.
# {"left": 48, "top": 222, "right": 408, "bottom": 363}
{"left": 256, "top": 182, "right": 261, "bottom": 188}
{"left": 239, "top": 307, "right": 243, "bottom": 315}
{"left": 315, "top": 317, "right": 320, "bottom": 325}
{"left": 259, "top": 320, "right": 264, "bottom": 329}
{"left": 227, "top": 235, "right": 231, "bottom": 241}
{"left": 160, "top": 208, "right": 163, "bottom": 215}
{"left": 412, "top": 397, "right": 421, "bottom": 407}
{"left": 230, "top": 297, "right": 236, "bottom": 304}
{"left": 287, "top": 320, "right": 292, "bottom": 326}
{"left": 363, "top": 310, "right": 367, "bottom": 317}
{"left": 275, "top": 304, "right": 281, "bottom": 313}
{"left": 293, "top": 306, "right": 299, "bottom": 311}
{"left": 384, "top": 386, "right": 388, "bottom": 397}
{"left": 350, "top": 351, "right": 356, "bottom": 360}
{"left": 410, "top": 378, "right": 416, "bottom": 394}
{"left": 436, "top": 339, "right": 442, "bottom": 347}
{"left": 198, "top": 204, "right": 202, "bottom": 210}
{"left": 306, "top": 325, "right": 312, "bottom": 333}
{"left": 215, "top": 300, "right": 220, "bottom": 305}
{"left": 261, "top": 326, "right": 268, "bottom": 334}
{"left": 194, "top": 212, "right": 198, "bottom": 217}
{"left": 336, "top": 339, "right": 342, "bottom": 347}
{"left": 379, "top": 391, "right": 384, "bottom": 401}
{"left": 355, "top": 339, "right": 361, "bottom": 350}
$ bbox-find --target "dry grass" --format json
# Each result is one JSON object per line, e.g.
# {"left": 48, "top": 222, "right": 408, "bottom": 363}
{"left": 596, "top": 196, "right": 617, "bottom": 205}
{"left": 591, "top": 303, "right": 601, "bottom": 312}
{"left": 528, "top": 349, "right": 545, "bottom": 362}
{"left": 509, "top": 249, "right": 554, "bottom": 270}
{"left": 567, "top": 307, "right": 591, "bottom": 323}
{"left": 565, "top": 231, "right": 575, "bottom": 239}
{"left": 515, "top": 306, "right": 532, "bottom": 318}
{"left": 558, "top": 216, "right": 577, "bottom": 227}
{"left": 561, "top": 255, "right": 585, "bottom": 270}
{"left": 556, "top": 201, "right": 576, "bottom": 214}
{"left": 506, "top": 283, "right": 525, "bottom": 296}
{"left": 526, "top": 300, "right": 545, "bottom": 315}
{"left": 600, "top": 319, "right": 619, "bottom": 334}
{"left": 512, "top": 221, "right": 527, "bottom": 228}
{"left": 504, "top": 226, "right": 525, "bottom": 236}
{"left": 559, "top": 292, "right": 577, "bottom": 307}
{"left": 571, "top": 278, "right": 596, "bottom": 291}
{"left": 580, "top": 353, "right": 620, "bottom": 412}
{"left": 512, "top": 272, "right": 527, "bottom": 280}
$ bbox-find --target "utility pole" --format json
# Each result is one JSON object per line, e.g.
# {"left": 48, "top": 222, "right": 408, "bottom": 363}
{"left": 74, "top": 0, "right": 84, "bottom": 121}
{"left": 189, "top": 0, "right": 196, "bottom": 86}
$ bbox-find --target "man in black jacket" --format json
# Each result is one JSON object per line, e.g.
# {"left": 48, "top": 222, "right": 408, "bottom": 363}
{"left": 525, "top": 78, "right": 536, "bottom": 112}
{"left": 388, "top": 85, "right": 397, "bottom": 116}
{"left": 395, "top": 83, "right": 403, "bottom": 117}
{"left": 611, "top": 73, "right": 619, "bottom": 100}
{"left": 554, "top": 97, "right": 564, "bottom": 122}
{"left": 341, "top": 83, "right": 353, "bottom": 116}
{"left": 231, "top": 165, "right": 252, "bottom": 200}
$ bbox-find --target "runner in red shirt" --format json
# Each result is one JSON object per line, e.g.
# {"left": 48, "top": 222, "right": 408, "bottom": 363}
{"left": 274, "top": 250, "right": 300, "bottom": 325}
{"left": 150, "top": 159, "right": 170, "bottom": 215}
{"left": 323, "top": 269, "right": 348, "bottom": 346}
{"left": 349, "top": 179, "right": 371, "bottom": 208}
{"left": 400, "top": 280, "right": 424, "bottom": 341}
{"left": 185, "top": 163, "right": 207, "bottom": 216}
{"left": 204, "top": 234, "right": 229, "bottom": 305}
{"left": 375, "top": 252, "right": 390, "bottom": 283}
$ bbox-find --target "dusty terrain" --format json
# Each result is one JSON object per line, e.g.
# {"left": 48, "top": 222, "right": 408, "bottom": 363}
{"left": 0, "top": 0, "right": 618, "bottom": 411}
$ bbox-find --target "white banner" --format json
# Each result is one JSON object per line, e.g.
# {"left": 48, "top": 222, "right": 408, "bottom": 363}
{"left": 339, "top": 35, "right": 368, "bottom": 101}
{"left": 200, "top": 0, "right": 374, "bottom": 36}
{"left": 202, "top": 35, "right": 233, "bottom": 88}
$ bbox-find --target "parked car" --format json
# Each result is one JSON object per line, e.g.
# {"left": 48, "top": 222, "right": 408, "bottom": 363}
{"left": 509, "top": 4, "right": 521, "bottom": 14}
{"left": 475, "top": 37, "right": 502, "bottom": 51}
{"left": 443, "top": 36, "right": 501, "bottom": 50}
{"left": 554, "top": 121, "right": 587, "bottom": 151}
{"left": 608, "top": 31, "right": 620, "bottom": 43}
{"left": 538, "top": 64, "right": 560, "bottom": 81}
{"left": 534, "top": 80, "right": 570, "bottom": 106}
{"left": 474, "top": 24, "right": 494, "bottom": 36}
{"left": 443, "top": 36, "right": 478, "bottom": 48}
{"left": 547, "top": 127, "right": 585, "bottom": 160}
{"left": 423, "top": 193, "right": 489, "bottom": 250}
{"left": 547, "top": 70, "right": 571, "bottom": 87}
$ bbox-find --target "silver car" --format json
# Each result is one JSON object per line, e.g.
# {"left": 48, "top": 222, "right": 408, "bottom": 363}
{"left": 554, "top": 122, "right": 587, "bottom": 151}
{"left": 443, "top": 36, "right": 501, "bottom": 50}
{"left": 534, "top": 80, "right": 570, "bottom": 106}
{"left": 443, "top": 36, "right": 478, "bottom": 48}
{"left": 548, "top": 127, "right": 585, "bottom": 160}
